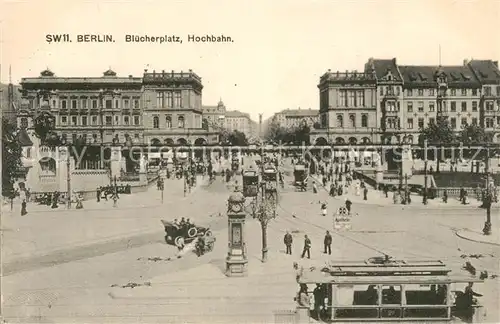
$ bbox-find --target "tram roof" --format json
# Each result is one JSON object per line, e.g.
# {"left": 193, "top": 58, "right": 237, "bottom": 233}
{"left": 298, "top": 272, "right": 482, "bottom": 285}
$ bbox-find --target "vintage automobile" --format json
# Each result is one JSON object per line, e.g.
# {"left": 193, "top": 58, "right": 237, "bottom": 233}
{"left": 161, "top": 220, "right": 213, "bottom": 247}
{"left": 294, "top": 163, "right": 309, "bottom": 191}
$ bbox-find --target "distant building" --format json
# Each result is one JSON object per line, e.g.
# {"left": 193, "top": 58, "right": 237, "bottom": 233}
{"left": 202, "top": 100, "right": 226, "bottom": 131}
{"left": 311, "top": 58, "right": 500, "bottom": 145}
{"left": 271, "top": 108, "right": 320, "bottom": 129}
{"left": 224, "top": 110, "right": 257, "bottom": 138}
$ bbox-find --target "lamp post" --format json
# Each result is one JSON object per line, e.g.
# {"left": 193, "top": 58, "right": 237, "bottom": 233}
{"left": 423, "top": 140, "right": 428, "bottom": 205}
{"left": 482, "top": 144, "right": 492, "bottom": 235}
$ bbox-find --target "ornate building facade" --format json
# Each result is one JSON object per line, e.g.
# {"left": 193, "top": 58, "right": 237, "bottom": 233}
{"left": 311, "top": 58, "right": 500, "bottom": 145}
{"left": 272, "top": 108, "right": 320, "bottom": 129}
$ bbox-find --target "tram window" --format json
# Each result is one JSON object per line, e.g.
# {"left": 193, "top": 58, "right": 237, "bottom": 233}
{"left": 405, "top": 284, "right": 447, "bottom": 305}
{"left": 334, "top": 285, "right": 378, "bottom": 319}
{"left": 381, "top": 285, "right": 401, "bottom": 304}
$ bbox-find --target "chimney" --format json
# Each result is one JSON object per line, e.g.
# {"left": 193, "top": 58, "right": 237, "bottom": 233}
{"left": 128, "top": 75, "right": 133, "bottom": 78}
{"left": 328, "top": 69, "right": 331, "bottom": 72}
{"left": 189, "top": 69, "right": 192, "bottom": 73}
{"left": 463, "top": 59, "right": 469, "bottom": 66}
{"left": 162, "top": 70, "right": 165, "bottom": 77}
{"left": 153, "top": 70, "right": 156, "bottom": 77}
{"left": 493, "top": 61, "right": 499, "bottom": 68}
{"left": 392, "top": 58, "right": 397, "bottom": 64}
{"left": 171, "top": 70, "right": 174, "bottom": 76}
{"left": 144, "top": 69, "right": 148, "bottom": 73}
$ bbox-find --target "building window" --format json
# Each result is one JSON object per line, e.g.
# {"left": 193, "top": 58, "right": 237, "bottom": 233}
{"left": 450, "top": 117, "right": 457, "bottom": 129}
{"left": 418, "top": 101, "right": 424, "bottom": 112}
{"left": 178, "top": 116, "right": 185, "bottom": 128}
{"left": 339, "top": 90, "right": 346, "bottom": 107}
{"left": 395, "top": 87, "right": 400, "bottom": 96}
{"left": 407, "top": 102, "right": 413, "bottom": 113}
{"left": 82, "top": 116, "right": 88, "bottom": 126}
{"left": 486, "top": 118, "right": 494, "bottom": 128}
{"left": 153, "top": 116, "right": 159, "bottom": 128}
{"left": 429, "top": 117, "right": 435, "bottom": 125}
{"left": 114, "top": 115, "right": 119, "bottom": 125}
{"left": 418, "top": 89, "right": 423, "bottom": 96}
{"left": 472, "top": 101, "right": 478, "bottom": 111}
{"left": 461, "top": 89, "right": 467, "bottom": 96}
{"left": 472, "top": 117, "right": 478, "bottom": 125}
{"left": 174, "top": 91, "right": 182, "bottom": 107}
{"left": 91, "top": 116, "right": 97, "bottom": 125}
{"left": 157, "top": 92, "right": 164, "bottom": 108}
{"left": 451, "top": 89, "right": 456, "bottom": 96}
{"left": 407, "top": 118, "right": 413, "bottom": 129}
{"left": 406, "top": 89, "right": 412, "bottom": 96}
{"left": 71, "top": 99, "right": 78, "bottom": 109}
{"left": 450, "top": 101, "right": 456, "bottom": 112}
{"left": 105, "top": 100, "right": 112, "bottom": 109}
{"left": 105, "top": 116, "right": 112, "bottom": 125}
{"left": 349, "top": 114, "right": 356, "bottom": 127}
{"left": 134, "top": 116, "right": 140, "bottom": 125}
{"left": 123, "top": 99, "right": 130, "bottom": 109}
{"left": 356, "top": 90, "right": 365, "bottom": 107}
{"left": 461, "top": 118, "right": 468, "bottom": 127}
{"left": 61, "top": 100, "right": 67, "bottom": 109}
{"left": 429, "top": 102, "right": 435, "bottom": 112}
{"left": 164, "top": 92, "right": 172, "bottom": 107}
{"left": 134, "top": 99, "right": 140, "bottom": 109}
{"left": 429, "top": 88, "right": 435, "bottom": 96}
{"left": 92, "top": 99, "right": 98, "bottom": 109}
{"left": 418, "top": 118, "right": 424, "bottom": 129}
{"left": 115, "top": 99, "right": 120, "bottom": 109}
{"left": 484, "top": 86, "right": 492, "bottom": 96}
{"left": 336, "top": 114, "right": 343, "bottom": 128}
{"left": 461, "top": 102, "right": 467, "bottom": 112}
{"left": 72, "top": 134, "right": 77, "bottom": 143}
{"left": 81, "top": 99, "right": 87, "bottom": 109}
{"left": 380, "top": 87, "right": 384, "bottom": 96}
{"left": 486, "top": 101, "right": 494, "bottom": 111}
{"left": 71, "top": 116, "right": 78, "bottom": 126}
{"left": 346, "top": 91, "right": 355, "bottom": 107}
{"left": 51, "top": 99, "right": 57, "bottom": 108}
{"left": 472, "top": 89, "right": 478, "bottom": 96}
{"left": 361, "top": 114, "right": 368, "bottom": 127}
{"left": 124, "top": 116, "right": 130, "bottom": 125}
{"left": 20, "top": 117, "right": 28, "bottom": 128}
{"left": 26, "top": 148, "right": 31, "bottom": 158}
{"left": 166, "top": 116, "right": 172, "bottom": 128}
{"left": 496, "top": 86, "right": 500, "bottom": 96}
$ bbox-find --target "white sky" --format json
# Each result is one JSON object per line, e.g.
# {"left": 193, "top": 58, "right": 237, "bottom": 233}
{"left": 1, "top": 0, "right": 499, "bottom": 120}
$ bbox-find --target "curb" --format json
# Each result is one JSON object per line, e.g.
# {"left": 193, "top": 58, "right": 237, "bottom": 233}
{"left": 455, "top": 230, "right": 500, "bottom": 246}
{"left": 310, "top": 175, "right": 499, "bottom": 211}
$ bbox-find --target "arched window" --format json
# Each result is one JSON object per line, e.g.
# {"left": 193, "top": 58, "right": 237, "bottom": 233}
{"left": 165, "top": 116, "right": 172, "bottom": 128}
{"left": 361, "top": 114, "right": 368, "bottom": 127}
{"left": 336, "top": 114, "right": 343, "bottom": 128}
{"left": 153, "top": 116, "right": 159, "bottom": 129}
{"left": 178, "top": 116, "right": 185, "bottom": 128}
{"left": 349, "top": 114, "right": 356, "bottom": 127}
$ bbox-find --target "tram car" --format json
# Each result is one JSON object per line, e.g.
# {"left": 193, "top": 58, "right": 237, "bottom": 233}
{"left": 161, "top": 220, "right": 213, "bottom": 248}
{"left": 294, "top": 163, "right": 309, "bottom": 191}
{"left": 294, "top": 257, "right": 484, "bottom": 323}
{"left": 242, "top": 170, "right": 259, "bottom": 197}
{"left": 262, "top": 166, "right": 278, "bottom": 193}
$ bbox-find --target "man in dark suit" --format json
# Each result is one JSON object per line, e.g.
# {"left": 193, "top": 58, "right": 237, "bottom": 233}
{"left": 284, "top": 231, "right": 293, "bottom": 255}
{"left": 301, "top": 235, "right": 311, "bottom": 259}
{"left": 324, "top": 231, "right": 332, "bottom": 255}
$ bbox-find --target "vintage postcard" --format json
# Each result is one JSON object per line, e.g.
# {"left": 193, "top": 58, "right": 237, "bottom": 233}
{"left": 1, "top": 0, "right": 499, "bottom": 323}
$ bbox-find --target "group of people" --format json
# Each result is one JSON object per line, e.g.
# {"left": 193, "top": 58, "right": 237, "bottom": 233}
{"left": 284, "top": 231, "right": 333, "bottom": 259}
{"left": 96, "top": 186, "right": 119, "bottom": 207}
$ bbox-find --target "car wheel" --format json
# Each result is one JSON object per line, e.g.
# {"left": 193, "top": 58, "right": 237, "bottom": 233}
{"left": 188, "top": 227, "right": 198, "bottom": 238}
{"left": 204, "top": 230, "right": 212, "bottom": 237}
{"left": 174, "top": 236, "right": 184, "bottom": 247}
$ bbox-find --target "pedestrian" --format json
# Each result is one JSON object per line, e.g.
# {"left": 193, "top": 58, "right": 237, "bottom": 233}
{"left": 321, "top": 203, "right": 327, "bottom": 217}
{"left": 463, "top": 282, "right": 483, "bottom": 323}
{"left": 301, "top": 235, "right": 311, "bottom": 259}
{"left": 345, "top": 198, "right": 352, "bottom": 214}
{"left": 323, "top": 231, "right": 332, "bottom": 255}
{"left": 112, "top": 194, "right": 118, "bottom": 207}
{"left": 21, "top": 199, "right": 28, "bottom": 216}
{"left": 363, "top": 187, "right": 368, "bottom": 200}
{"left": 329, "top": 183, "right": 336, "bottom": 197}
{"left": 322, "top": 176, "right": 327, "bottom": 187}
{"left": 442, "top": 190, "right": 448, "bottom": 203}
{"left": 76, "top": 193, "right": 83, "bottom": 209}
{"left": 312, "top": 182, "right": 318, "bottom": 194}
{"left": 383, "top": 185, "right": 389, "bottom": 198}
{"left": 96, "top": 187, "right": 101, "bottom": 202}
{"left": 284, "top": 231, "right": 293, "bottom": 255}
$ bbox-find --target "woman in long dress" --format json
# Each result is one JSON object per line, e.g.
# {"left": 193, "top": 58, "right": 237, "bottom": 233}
{"left": 21, "top": 199, "right": 28, "bottom": 216}
{"left": 355, "top": 181, "right": 361, "bottom": 196}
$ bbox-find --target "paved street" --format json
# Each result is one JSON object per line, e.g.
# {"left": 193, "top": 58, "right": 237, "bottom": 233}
{"left": 1, "top": 166, "right": 499, "bottom": 323}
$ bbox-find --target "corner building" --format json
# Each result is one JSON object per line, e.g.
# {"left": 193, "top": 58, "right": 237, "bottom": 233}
{"left": 312, "top": 58, "right": 500, "bottom": 145}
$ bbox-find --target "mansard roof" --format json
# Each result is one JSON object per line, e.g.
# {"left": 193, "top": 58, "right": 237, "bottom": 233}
{"left": 399, "top": 65, "right": 480, "bottom": 88}
{"left": 367, "top": 58, "right": 403, "bottom": 82}
{"left": 467, "top": 60, "right": 500, "bottom": 85}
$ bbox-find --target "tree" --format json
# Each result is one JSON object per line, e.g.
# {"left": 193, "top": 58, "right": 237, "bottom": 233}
{"left": 418, "top": 117, "right": 455, "bottom": 172}
{"left": 256, "top": 197, "right": 277, "bottom": 263}
{"left": 219, "top": 130, "right": 248, "bottom": 146}
{"left": 33, "top": 111, "right": 58, "bottom": 146}
{"left": 2, "top": 118, "right": 23, "bottom": 198}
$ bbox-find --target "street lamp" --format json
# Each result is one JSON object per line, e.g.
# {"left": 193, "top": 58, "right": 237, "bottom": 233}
{"left": 423, "top": 140, "right": 428, "bottom": 205}
{"left": 482, "top": 144, "right": 492, "bottom": 235}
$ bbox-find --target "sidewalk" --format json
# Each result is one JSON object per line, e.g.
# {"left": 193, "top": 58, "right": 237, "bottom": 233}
{"left": 310, "top": 174, "right": 498, "bottom": 210}
{"left": 456, "top": 229, "right": 500, "bottom": 246}
{"left": 2, "top": 175, "right": 207, "bottom": 215}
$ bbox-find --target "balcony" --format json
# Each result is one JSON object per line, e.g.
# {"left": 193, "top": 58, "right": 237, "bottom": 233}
{"left": 382, "top": 92, "right": 398, "bottom": 101}
{"left": 484, "top": 109, "right": 500, "bottom": 117}
{"left": 383, "top": 109, "right": 399, "bottom": 116}
{"left": 482, "top": 93, "right": 500, "bottom": 99}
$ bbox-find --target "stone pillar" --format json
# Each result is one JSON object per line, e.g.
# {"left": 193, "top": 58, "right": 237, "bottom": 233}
{"left": 110, "top": 146, "right": 122, "bottom": 179}
{"left": 226, "top": 190, "right": 248, "bottom": 277}
{"left": 401, "top": 144, "right": 413, "bottom": 178}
